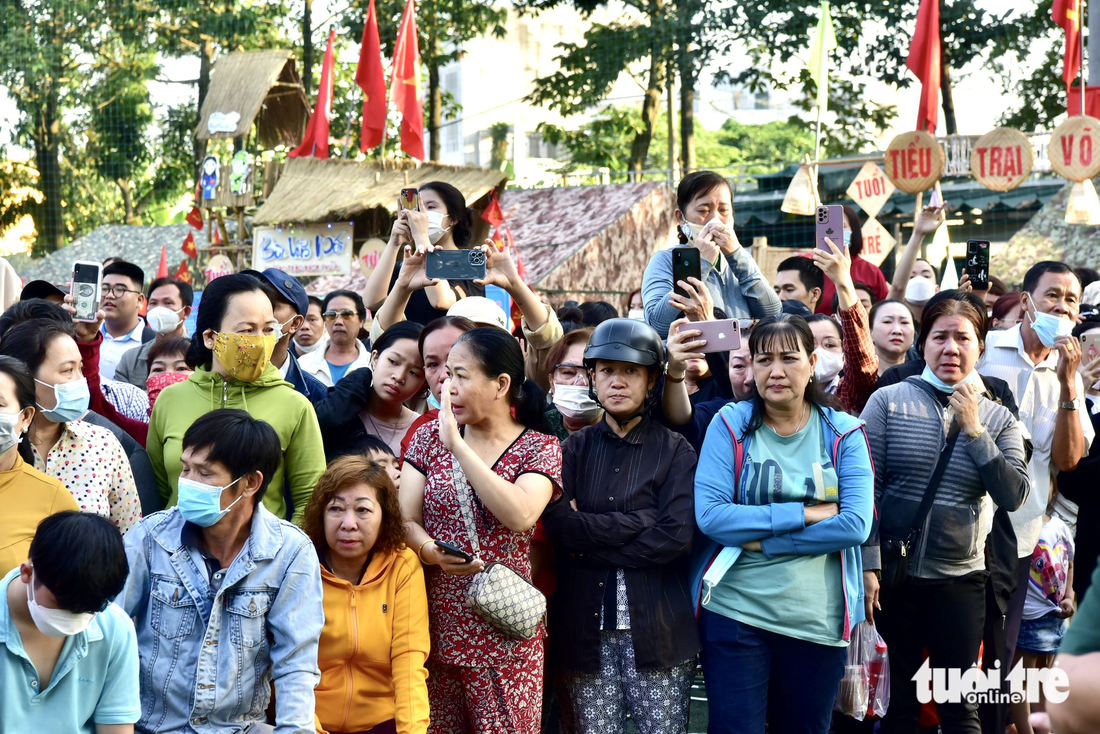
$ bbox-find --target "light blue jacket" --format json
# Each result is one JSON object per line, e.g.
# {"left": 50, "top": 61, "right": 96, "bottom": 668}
{"left": 691, "top": 400, "right": 875, "bottom": 642}
{"left": 642, "top": 244, "right": 781, "bottom": 338}
{"left": 118, "top": 506, "right": 323, "bottom": 734}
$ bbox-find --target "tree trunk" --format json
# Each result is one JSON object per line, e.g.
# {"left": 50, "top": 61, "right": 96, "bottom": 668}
{"left": 33, "top": 78, "right": 64, "bottom": 255}
{"left": 194, "top": 41, "right": 213, "bottom": 180}
{"left": 427, "top": 19, "right": 441, "bottom": 161}
{"left": 302, "top": 0, "right": 313, "bottom": 98}
{"left": 117, "top": 179, "right": 135, "bottom": 225}
{"left": 630, "top": 50, "right": 664, "bottom": 175}
{"left": 940, "top": 47, "right": 957, "bottom": 135}
{"left": 677, "top": 0, "right": 696, "bottom": 172}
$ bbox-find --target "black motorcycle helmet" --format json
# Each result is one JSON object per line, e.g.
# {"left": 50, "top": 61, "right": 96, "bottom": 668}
{"left": 583, "top": 318, "right": 665, "bottom": 427}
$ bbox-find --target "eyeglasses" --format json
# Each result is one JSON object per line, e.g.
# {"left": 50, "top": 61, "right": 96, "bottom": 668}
{"left": 553, "top": 363, "right": 589, "bottom": 385}
{"left": 101, "top": 284, "right": 142, "bottom": 298}
{"left": 323, "top": 309, "right": 359, "bottom": 322}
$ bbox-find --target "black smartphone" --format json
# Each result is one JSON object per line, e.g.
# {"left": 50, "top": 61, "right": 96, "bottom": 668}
{"left": 434, "top": 540, "right": 474, "bottom": 563}
{"left": 426, "top": 249, "right": 487, "bottom": 281}
{"left": 672, "top": 247, "right": 702, "bottom": 299}
{"left": 965, "top": 240, "right": 990, "bottom": 291}
{"left": 70, "top": 261, "right": 102, "bottom": 323}
{"left": 400, "top": 187, "right": 419, "bottom": 211}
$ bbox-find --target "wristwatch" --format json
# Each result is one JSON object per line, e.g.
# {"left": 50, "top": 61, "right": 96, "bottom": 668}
{"left": 1060, "top": 400, "right": 1079, "bottom": 411}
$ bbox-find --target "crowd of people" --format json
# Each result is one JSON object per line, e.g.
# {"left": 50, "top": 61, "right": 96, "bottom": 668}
{"left": 1, "top": 171, "right": 1099, "bottom": 734}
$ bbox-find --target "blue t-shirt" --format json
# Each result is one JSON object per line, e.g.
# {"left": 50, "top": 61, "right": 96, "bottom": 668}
{"left": 327, "top": 360, "right": 352, "bottom": 384}
{"left": 702, "top": 407, "right": 848, "bottom": 646}
{"left": 0, "top": 569, "right": 140, "bottom": 733}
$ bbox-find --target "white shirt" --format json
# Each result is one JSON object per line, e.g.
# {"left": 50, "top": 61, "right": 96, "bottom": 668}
{"left": 978, "top": 324, "right": 1095, "bottom": 556}
{"left": 100, "top": 319, "right": 147, "bottom": 380}
{"left": 297, "top": 338, "right": 372, "bottom": 387}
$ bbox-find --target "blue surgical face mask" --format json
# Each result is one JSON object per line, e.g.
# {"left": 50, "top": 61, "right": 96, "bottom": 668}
{"left": 177, "top": 475, "right": 244, "bottom": 527}
{"left": 427, "top": 392, "right": 441, "bottom": 411}
{"left": 35, "top": 377, "right": 90, "bottom": 423}
{"left": 1026, "top": 297, "right": 1074, "bottom": 348}
{"left": 921, "top": 364, "right": 984, "bottom": 394}
{"left": 843, "top": 230, "right": 852, "bottom": 247}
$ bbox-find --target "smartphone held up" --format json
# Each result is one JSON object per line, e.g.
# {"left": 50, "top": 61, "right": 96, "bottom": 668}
{"left": 70, "top": 261, "right": 102, "bottom": 323}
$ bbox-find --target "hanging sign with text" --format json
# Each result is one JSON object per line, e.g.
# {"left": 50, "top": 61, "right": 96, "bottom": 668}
{"left": 252, "top": 222, "right": 354, "bottom": 276}
{"left": 846, "top": 162, "right": 896, "bottom": 219}
{"left": 970, "top": 127, "right": 1034, "bottom": 192}
{"left": 856, "top": 216, "right": 896, "bottom": 267}
{"left": 1049, "top": 115, "right": 1100, "bottom": 181}
{"left": 883, "top": 131, "right": 945, "bottom": 194}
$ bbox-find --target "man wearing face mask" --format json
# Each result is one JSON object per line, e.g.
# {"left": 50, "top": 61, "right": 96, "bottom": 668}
{"left": 979, "top": 261, "right": 1095, "bottom": 664}
{"left": 119, "top": 410, "right": 323, "bottom": 734}
{"left": 1, "top": 512, "right": 139, "bottom": 733}
{"left": 114, "top": 277, "right": 193, "bottom": 390}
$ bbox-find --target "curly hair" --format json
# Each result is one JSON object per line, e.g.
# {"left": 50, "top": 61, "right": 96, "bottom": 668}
{"left": 302, "top": 454, "right": 406, "bottom": 561}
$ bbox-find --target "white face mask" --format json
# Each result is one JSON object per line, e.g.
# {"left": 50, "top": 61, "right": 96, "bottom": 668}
{"left": 426, "top": 211, "right": 452, "bottom": 245}
{"left": 26, "top": 570, "right": 96, "bottom": 638}
{"left": 813, "top": 347, "right": 844, "bottom": 383}
{"left": 552, "top": 384, "right": 603, "bottom": 423}
{"left": 273, "top": 316, "right": 297, "bottom": 342}
{"left": 146, "top": 306, "right": 184, "bottom": 335}
{"left": 295, "top": 331, "right": 328, "bottom": 354}
{"left": 628, "top": 308, "right": 645, "bottom": 321}
{"left": 905, "top": 277, "right": 937, "bottom": 305}
{"left": 679, "top": 220, "right": 706, "bottom": 242}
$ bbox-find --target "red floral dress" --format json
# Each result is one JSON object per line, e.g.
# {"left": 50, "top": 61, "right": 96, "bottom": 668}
{"left": 404, "top": 421, "right": 563, "bottom": 668}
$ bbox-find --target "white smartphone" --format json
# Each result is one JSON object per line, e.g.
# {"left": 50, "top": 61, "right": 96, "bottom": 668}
{"left": 70, "top": 261, "right": 102, "bottom": 323}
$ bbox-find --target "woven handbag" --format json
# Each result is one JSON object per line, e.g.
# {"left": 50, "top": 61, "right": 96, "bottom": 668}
{"left": 451, "top": 454, "right": 546, "bottom": 640}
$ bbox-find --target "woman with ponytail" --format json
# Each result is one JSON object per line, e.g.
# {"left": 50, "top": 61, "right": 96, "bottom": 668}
{"left": 400, "top": 327, "right": 562, "bottom": 733}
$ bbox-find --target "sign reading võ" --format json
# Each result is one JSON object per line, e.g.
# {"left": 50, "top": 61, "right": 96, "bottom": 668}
{"left": 1050, "top": 115, "right": 1100, "bottom": 181}
{"left": 253, "top": 222, "right": 354, "bottom": 276}
{"left": 884, "top": 131, "right": 945, "bottom": 194}
{"left": 970, "top": 127, "right": 1033, "bottom": 192}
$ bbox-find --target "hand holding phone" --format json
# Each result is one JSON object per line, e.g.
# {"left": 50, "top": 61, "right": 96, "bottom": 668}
{"left": 672, "top": 248, "right": 702, "bottom": 299}
{"left": 964, "top": 240, "right": 990, "bottom": 292}
{"left": 691, "top": 319, "right": 742, "bottom": 354}
{"left": 815, "top": 205, "right": 845, "bottom": 252}
{"left": 426, "top": 249, "right": 487, "bottom": 281}
{"left": 434, "top": 540, "right": 474, "bottom": 564}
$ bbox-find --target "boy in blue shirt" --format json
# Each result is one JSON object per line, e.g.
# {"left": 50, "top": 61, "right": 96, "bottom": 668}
{"left": 0, "top": 512, "right": 139, "bottom": 733}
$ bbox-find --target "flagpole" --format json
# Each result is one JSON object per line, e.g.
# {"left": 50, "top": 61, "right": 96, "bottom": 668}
{"left": 1082, "top": 0, "right": 1088, "bottom": 117}
{"left": 343, "top": 89, "right": 356, "bottom": 158}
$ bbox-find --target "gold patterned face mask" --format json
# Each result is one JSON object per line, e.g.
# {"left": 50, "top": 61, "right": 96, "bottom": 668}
{"left": 211, "top": 332, "right": 277, "bottom": 382}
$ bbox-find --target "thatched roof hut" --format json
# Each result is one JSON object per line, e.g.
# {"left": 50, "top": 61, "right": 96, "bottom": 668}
{"left": 195, "top": 51, "right": 309, "bottom": 149}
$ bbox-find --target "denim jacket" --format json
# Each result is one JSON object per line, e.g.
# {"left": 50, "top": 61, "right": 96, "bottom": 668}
{"left": 118, "top": 506, "right": 323, "bottom": 734}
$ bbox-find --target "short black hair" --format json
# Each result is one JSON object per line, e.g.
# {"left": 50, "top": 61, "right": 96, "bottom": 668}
{"left": 579, "top": 300, "right": 618, "bottom": 327}
{"left": 0, "top": 320, "right": 76, "bottom": 377}
{"left": 358, "top": 435, "right": 397, "bottom": 457}
{"left": 1073, "top": 267, "right": 1100, "bottom": 289}
{"left": 102, "top": 261, "right": 145, "bottom": 291}
{"left": 147, "top": 335, "right": 193, "bottom": 371}
{"left": 1023, "top": 261, "right": 1081, "bottom": 295}
{"left": 307, "top": 296, "right": 324, "bottom": 311}
{"left": 147, "top": 277, "right": 194, "bottom": 307}
{"left": 322, "top": 289, "right": 367, "bottom": 319}
{"left": 777, "top": 256, "right": 825, "bottom": 294}
{"left": 832, "top": 280, "right": 878, "bottom": 313}
{"left": 917, "top": 289, "right": 988, "bottom": 354}
{"left": 0, "top": 299, "right": 73, "bottom": 340}
{"left": 29, "top": 512, "right": 128, "bottom": 614}
{"left": 182, "top": 409, "right": 283, "bottom": 508}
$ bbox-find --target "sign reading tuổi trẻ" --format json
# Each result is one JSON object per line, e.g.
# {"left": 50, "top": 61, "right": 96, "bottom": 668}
{"left": 253, "top": 222, "right": 354, "bottom": 276}
{"left": 846, "top": 162, "right": 896, "bottom": 219}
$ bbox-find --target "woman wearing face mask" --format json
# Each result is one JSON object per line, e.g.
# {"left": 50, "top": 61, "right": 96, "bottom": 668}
{"left": 0, "top": 355, "right": 80, "bottom": 575}
{"left": 362, "top": 182, "right": 485, "bottom": 327}
{"left": 642, "top": 171, "right": 781, "bottom": 338}
{"left": 147, "top": 273, "right": 325, "bottom": 525}
{"left": 400, "top": 328, "right": 562, "bottom": 734}
{"left": 144, "top": 335, "right": 193, "bottom": 417}
{"left": 888, "top": 204, "right": 947, "bottom": 324}
{"left": 544, "top": 328, "right": 600, "bottom": 440}
{"left": 626, "top": 288, "right": 644, "bottom": 320}
{"left": 815, "top": 206, "right": 890, "bottom": 315}
{"left": 693, "top": 314, "right": 874, "bottom": 734}
{"left": 861, "top": 295, "right": 1028, "bottom": 733}
{"left": 869, "top": 299, "right": 916, "bottom": 376}
{"left": 0, "top": 321, "right": 140, "bottom": 533}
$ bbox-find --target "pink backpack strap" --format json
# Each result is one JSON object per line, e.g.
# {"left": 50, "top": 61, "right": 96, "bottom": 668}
{"left": 719, "top": 413, "right": 743, "bottom": 504}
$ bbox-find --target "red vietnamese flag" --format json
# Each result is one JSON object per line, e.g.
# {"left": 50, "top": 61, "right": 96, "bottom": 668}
{"left": 905, "top": 0, "right": 941, "bottom": 134}
{"left": 391, "top": 0, "right": 425, "bottom": 160}
{"left": 186, "top": 206, "right": 203, "bottom": 230}
{"left": 289, "top": 30, "right": 336, "bottom": 158}
{"left": 174, "top": 261, "right": 192, "bottom": 284}
{"left": 1053, "top": 0, "right": 1082, "bottom": 86}
{"left": 156, "top": 245, "right": 169, "bottom": 279}
{"left": 181, "top": 230, "right": 197, "bottom": 258}
{"left": 357, "top": 0, "right": 388, "bottom": 151}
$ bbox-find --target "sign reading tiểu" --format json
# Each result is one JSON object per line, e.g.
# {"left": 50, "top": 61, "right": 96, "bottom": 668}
{"left": 253, "top": 222, "right": 354, "bottom": 276}
{"left": 1049, "top": 115, "right": 1100, "bottom": 181}
{"left": 970, "top": 127, "right": 1034, "bottom": 192}
{"left": 846, "top": 162, "right": 896, "bottom": 219}
{"left": 883, "top": 131, "right": 944, "bottom": 194}
{"left": 856, "top": 216, "right": 896, "bottom": 267}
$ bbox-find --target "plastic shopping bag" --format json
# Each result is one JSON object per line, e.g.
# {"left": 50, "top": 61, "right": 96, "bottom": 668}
{"left": 833, "top": 621, "right": 890, "bottom": 721}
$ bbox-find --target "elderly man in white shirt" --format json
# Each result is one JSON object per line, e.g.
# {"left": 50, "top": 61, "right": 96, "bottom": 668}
{"left": 978, "top": 261, "right": 1093, "bottom": 663}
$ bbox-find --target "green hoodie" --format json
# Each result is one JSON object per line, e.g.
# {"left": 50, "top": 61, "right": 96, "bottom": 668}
{"left": 147, "top": 363, "right": 325, "bottom": 524}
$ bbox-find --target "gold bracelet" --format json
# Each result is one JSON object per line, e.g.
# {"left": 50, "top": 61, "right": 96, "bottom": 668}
{"left": 967, "top": 427, "right": 985, "bottom": 440}
{"left": 417, "top": 538, "right": 435, "bottom": 564}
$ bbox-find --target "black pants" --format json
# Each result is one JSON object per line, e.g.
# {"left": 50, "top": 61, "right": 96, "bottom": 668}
{"left": 978, "top": 578, "right": 1009, "bottom": 734}
{"left": 876, "top": 572, "right": 986, "bottom": 734}
{"left": 1003, "top": 556, "right": 1032, "bottom": 665}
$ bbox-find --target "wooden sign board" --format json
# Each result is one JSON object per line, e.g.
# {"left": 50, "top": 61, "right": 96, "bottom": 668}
{"left": 884, "top": 131, "right": 945, "bottom": 194}
{"left": 970, "top": 127, "right": 1034, "bottom": 192}
{"left": 1050, "top": 115, "right": 1100, "bottom": 181}
{"left": 252, "top": 222, "right": 354, "bottom": 276}
{"left": 857, "top": 216, "right": 896, "bottom": 267}
{"left": 846, "top": 162, "right": 895, "bottom": 219}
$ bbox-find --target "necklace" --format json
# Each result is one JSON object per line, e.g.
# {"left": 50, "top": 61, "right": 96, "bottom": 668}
{"left": 364, "top": 411, "right": 406, "bottom": 447}
{"left": 764, "top": 402, "right": 809, "bottom": 437}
